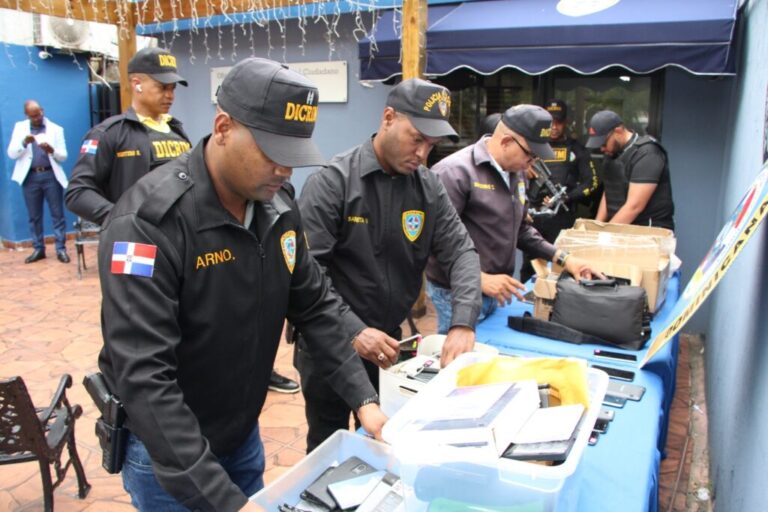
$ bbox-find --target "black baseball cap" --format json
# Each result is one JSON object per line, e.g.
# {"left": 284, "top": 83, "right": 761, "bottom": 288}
{"left": 127, "top": 47, "right": 187, "bottom": 86}
{"left": 585, "top": 110, "right": 624, "bottom": 148}
{"left": 545, "top": 99, "right": 567, "bottom": 121}
{"left": 501, "top": 105, "right": 555, "bottom": 160}
{"left": 216, "top": 57, "right": 325, "bottom": 168}
{"left": 386, "top": 79, "right": 459, "bottom": 143}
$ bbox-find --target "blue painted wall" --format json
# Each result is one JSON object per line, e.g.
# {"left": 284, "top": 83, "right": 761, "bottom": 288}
{"left": 0, "top": 44, "right": 90, "bottom": 245}
{"left": 166, "top": 14, "right": 391, "bottom": 195}
{"left": 704, "top": 0, "right": 768, "bottom": 509}
{"left": 660, "top": 69, "right": 734, "bottom": 331}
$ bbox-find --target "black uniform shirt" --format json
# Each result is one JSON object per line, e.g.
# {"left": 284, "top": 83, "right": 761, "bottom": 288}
{"left": 298, "top": 137, "right": 481, "bottom": 337}
{"left": 65, "top": 107, "right": 190, "bottom": 224}
{"left": 98, "top": 139, "right": 372, "bottom": 511}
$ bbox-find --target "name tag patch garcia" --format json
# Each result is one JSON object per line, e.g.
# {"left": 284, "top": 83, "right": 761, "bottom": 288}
{"left": 111, "top": 242, "right": 157, "bottom": 278}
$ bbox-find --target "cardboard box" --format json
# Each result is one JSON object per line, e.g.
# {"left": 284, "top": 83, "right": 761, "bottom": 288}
{"left": 532, "top": 270, "right": 558, "bottom": 321}
{"left": 571, "top": 219, "right": 676, "bottom": 255}
{"left": 554, "top": 221, "right": 674, "bottom": 313}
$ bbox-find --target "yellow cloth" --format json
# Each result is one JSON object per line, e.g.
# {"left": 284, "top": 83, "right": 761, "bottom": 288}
{"left": 137, "top": 113, "right": 173, "bottom": 134}
{"left": 455, "top": 356, "right": 590, "bottom": 408}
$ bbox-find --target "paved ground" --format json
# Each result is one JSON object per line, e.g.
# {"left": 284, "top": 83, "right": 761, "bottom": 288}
{"left": 0, "top": 242, "right": 705, "bottom": 511}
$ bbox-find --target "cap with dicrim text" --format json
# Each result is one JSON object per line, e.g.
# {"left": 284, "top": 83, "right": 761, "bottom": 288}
{"left": 216, "top": 57, "right": 326, "bottom": 168}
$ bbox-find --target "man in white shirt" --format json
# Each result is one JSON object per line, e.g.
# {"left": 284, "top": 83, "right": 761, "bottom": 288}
{"left": 6, "top": 100, "right": 70, "bottom": 263}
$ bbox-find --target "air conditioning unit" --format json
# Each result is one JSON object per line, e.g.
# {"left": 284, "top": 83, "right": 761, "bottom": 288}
{"left": 34, "top": 14, "right": 90, "bottom": 51}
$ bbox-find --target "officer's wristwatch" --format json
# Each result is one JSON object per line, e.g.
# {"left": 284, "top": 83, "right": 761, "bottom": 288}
{"left": 555, "top": 249, "right": 571, "bottom": 267}
{"left": 356, "top": 395, "right": 380, "bottom": 410}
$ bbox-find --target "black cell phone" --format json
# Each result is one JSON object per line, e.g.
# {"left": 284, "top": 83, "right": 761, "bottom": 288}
{"left": 602, "top": 394, "right": 626, "bottom": 408}
{"left": 591, "top": 364, "right": 635, "bottom": 382}
{"left": 593, "top": 418, "right": 609, "bottom": 434}
{"left": 521, "top": 289, "right": 535, "bottom": 304}
{"left": 593, "top": 349, "right": 638, "bottom": 362}
{"left": 588, "top": 431, "right": 600, "bottom": 446}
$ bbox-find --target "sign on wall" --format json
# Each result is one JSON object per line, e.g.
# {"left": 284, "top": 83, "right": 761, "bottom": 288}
{"left": 210, "top": 60, "right": 348, "bottom": 104}
{"left": 641, "top": 161, "right": 768, "bottom": 366}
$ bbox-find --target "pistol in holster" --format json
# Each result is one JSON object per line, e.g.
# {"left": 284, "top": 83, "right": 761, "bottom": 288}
{"left": 83, "top": 372, "right": 129, "bottom": 474}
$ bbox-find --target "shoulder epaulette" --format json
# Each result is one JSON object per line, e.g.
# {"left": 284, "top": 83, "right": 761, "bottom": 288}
{"left": 137, "top": 166, "right": 193, "bottom": 225}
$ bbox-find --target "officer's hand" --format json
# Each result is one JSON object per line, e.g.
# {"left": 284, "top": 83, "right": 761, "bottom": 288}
{"left": 352, "top": 328, "right": 399, "bottom": 369}
{"left": 563, "top": 256, "right": 605, "bottom": 281}
{"left": 525, "top": 165, "right": 538, "bottom": 180}
{"left": 23, "top": 134, "right": 35, "bottom": 146}
{"left": 440, "top": 326, "right": 475, "bottom": 368}
{"left": 481, "top": 272, "right": 526, "bottom": 307}
{"left": 357, "top": 403, "right": 388, "bottom": 441}
{"left": 38, "top": 142, "right": 54, "bottom": 154}
{"left": 240, "top": 500, "right": 266, "bottom": 511}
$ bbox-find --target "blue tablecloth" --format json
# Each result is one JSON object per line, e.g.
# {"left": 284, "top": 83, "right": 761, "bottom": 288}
{"left": 475, "top": 273, "right": 680, "bottom": 452}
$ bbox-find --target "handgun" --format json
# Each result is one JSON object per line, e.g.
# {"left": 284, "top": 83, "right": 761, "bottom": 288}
{"left": 83, "top": 373, "right": 128, "bottom": 473}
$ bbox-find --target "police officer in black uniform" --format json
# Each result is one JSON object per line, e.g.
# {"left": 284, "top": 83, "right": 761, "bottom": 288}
{"left": 586, "top": 110, "right": 675, "bottom": 230}
{"left": 520, "top": 99, "right": 599, "bottom": 283}
{"left": 295, "top": 79, "right": 482, "bottom": 453}
{"left": 65, "top": 47, "right": 191, "bottom": 225}
{"left": 96, "top": 58, "right": 386, "bottom": 512}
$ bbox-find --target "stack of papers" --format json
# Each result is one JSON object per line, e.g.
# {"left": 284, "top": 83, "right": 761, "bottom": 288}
{"left": 406, "top": 380, "right": 541, "bottom": 456}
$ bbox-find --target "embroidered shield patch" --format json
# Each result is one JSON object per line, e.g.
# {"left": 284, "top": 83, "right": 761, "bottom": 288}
{"left": 280, "top": 230, "right": 297, "bottom": 274}
{"left": 402, "top": 210, "right": 425, "bottom": 242}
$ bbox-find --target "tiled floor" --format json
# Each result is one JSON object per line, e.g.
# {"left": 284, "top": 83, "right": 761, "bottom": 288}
{"left": 0, "top": 243, "right": 706, "bottom": 511}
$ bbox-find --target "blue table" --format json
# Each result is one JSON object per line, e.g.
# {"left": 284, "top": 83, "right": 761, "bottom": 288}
{"left": 475, "top": 273, "right": 680, "bottom": 451}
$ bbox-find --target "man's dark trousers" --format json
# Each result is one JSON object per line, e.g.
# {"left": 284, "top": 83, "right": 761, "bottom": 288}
{"left": 22, "top": 170, "right": 66, "bottom": 252}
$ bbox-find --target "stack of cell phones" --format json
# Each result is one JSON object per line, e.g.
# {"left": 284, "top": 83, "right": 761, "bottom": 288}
{"left": 297, "top": 456, "right": 403, "bottom": 511}
{"left": 589, "top": 407, "right": 615, "bottom": 446}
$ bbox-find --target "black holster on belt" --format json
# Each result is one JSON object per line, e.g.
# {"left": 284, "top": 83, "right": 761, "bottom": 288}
{"left": 83, "top": 373, "right": 129, "bottom": 473}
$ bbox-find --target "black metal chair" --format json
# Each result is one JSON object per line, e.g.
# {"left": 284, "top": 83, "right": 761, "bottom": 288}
{"left": 73, "top": 217, "right": 101, "bottom": 279}
{"left": 0, "top": 374, "right": 91, "bottom": 511}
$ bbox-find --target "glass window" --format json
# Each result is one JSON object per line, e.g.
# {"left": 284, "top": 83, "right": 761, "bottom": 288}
{"left": 552, "top": 73, "right": 656, "bottom": 140}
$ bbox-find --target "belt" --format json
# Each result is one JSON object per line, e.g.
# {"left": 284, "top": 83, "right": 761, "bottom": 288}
{"left": 31, "top": 166, "right": 52, "bottom": 172}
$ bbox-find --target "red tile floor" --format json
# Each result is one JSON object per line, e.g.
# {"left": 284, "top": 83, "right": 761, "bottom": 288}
{"left": 0, "top": 243, "right": 708, "bottom": 510}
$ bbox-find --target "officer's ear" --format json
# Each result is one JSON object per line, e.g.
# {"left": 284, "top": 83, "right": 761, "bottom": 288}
{"left": 381, "top": 107, "right": 397, "bottom": 128}
{"left": 212, "top": 111, "right": 234, "bottom": 145}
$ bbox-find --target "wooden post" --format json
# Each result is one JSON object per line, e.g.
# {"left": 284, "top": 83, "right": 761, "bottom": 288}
{"left": 401, "top": 0, "right": 427, "bottom": 80}
{"left": 118, "top": 5, "right": 137, "bottom": 113}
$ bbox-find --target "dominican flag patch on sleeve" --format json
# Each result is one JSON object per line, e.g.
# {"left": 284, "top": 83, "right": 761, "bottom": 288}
{"left": 111, "top": 242, "right": 157, "bottom": 278}
{"left": 80, "top": 139, "right": 98, "bottom": 155}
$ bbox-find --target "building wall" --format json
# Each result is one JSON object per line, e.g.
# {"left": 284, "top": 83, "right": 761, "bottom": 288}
{"left": 661, "top": 68, "right": 734, "bottom": 331}
{"left": 167, "top": 14, "right": 391, "bottom": 195}
{"left": 704, "top": 0, "right": 768, "bottom": 509}
{"left": 0, "top": 44, "right": 90, "bottom": 245}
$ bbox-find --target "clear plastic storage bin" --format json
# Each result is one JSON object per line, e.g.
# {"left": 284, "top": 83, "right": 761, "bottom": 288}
{"left": 383, "top": 352, "right": 609, "bottom": 512}
{"left": 249, "top": 430, "right": 398, "bottom": 510}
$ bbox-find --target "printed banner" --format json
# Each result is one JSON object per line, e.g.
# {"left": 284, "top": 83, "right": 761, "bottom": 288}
{"left": 641, "top": 162, "right": 768, "bottom": 366}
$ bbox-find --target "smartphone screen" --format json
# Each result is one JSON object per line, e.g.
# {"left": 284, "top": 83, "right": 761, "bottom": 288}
{"left": 591, "top": 364, "right": 635, "bottom": 382}
{"left": 594, "top": 349, "right": 638, "bottom": 362}
{"left": 593, "top": 418, "right": 609, "bottom": 434}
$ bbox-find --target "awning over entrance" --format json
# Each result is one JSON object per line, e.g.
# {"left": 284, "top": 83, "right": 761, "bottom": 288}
{"left": 359, "top": 0, "right": 740, "bottom": 81}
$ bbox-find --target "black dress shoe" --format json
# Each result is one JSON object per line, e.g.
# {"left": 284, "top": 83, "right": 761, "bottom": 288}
{"left": 268, "top": 370, "right": 300, "bottom": 394}
{"left": 25, "top": 250, "right": 46, "bottom": 264}
{"left": 57, "top": 250, "right": 71, "bottom": 263}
